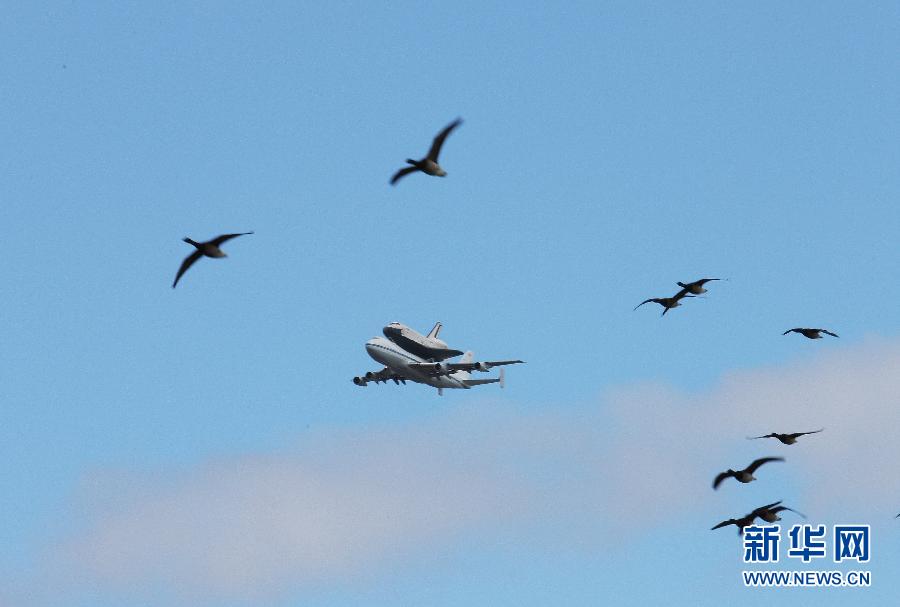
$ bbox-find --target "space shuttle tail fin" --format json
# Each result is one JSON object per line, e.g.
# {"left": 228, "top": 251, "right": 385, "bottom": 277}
{"left": 427, "top": 322, "right": 443, "bottom": 339}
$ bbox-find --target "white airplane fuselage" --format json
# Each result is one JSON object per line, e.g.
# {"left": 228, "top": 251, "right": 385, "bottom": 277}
{"left": 365, "top": 337, "right": 472, "bottom": 390}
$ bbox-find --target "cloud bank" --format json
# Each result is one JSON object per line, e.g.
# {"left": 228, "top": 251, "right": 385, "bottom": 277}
{"left": 32, "top": 337, "right": 900, "bottom": 602}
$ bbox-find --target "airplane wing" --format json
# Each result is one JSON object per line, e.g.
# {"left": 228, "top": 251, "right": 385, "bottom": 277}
{"left": 352, "top": 367, "right": 408, "bottom": 386}
{"left": 407, "top": 359, "right": 523, "bottom": 376}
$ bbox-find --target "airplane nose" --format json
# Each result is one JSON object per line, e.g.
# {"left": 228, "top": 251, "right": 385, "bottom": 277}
{"left": 365, "top": 339, "right": 386, "bottom": 361}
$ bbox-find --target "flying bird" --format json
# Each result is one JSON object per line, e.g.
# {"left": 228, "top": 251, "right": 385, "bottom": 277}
{"left": 675, "top": 277, "right": 721, "bottom": 296}
{"left": 747, "top": 428, "right": 824, "bottom": 445}
{"left": 172, "top": 232, "right": 253, "bottom": 288}
{"left": 390, "top": 118, "right": 462, "bottom": 185}
{"left": 783, "top": 328, "right": 839, "bottom": 339}
{"left": 711, "top": 501, "right": 782, "bottom": 534}
{"left": 711, "top": 500, "right": 803, "bottom": 535}
{"left": 634, "top": 292, "right": 694, "bottom": 316}
{"left": 712, "top": 457, "right": 784, "bottom": 489}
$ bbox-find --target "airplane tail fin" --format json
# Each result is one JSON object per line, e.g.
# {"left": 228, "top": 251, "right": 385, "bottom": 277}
{"left": 427, "top": 322, "right": 443, "bottom": 339}
{"left": 462, "top": 363, "right": 506, "bottom": 388}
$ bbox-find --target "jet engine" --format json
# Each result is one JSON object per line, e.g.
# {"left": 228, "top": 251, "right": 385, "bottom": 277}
{"left": 474, "top": 362, "right": 492, "bottom": 372}
{"left": 353, "top": 376, "right": 367, "bottom": 386}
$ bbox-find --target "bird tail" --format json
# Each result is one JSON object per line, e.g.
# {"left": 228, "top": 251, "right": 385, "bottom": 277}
{"left": 677, "top": 282, "right": 687, "bottom": 288}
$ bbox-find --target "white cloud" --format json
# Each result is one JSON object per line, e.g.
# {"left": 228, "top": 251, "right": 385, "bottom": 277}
{"left": 35, "top": 336, "right": 900, "bottom": 602}
{"left": 602, "top": 336, "right": 900, "bottom": 530}
{"left": 45, "top": 413, "right": 574, "bottom": 602}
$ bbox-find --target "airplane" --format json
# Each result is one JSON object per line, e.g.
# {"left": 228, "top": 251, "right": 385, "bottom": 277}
{"left": 381, "top": 321, "right": 463, "bottom": 361}
{"left": 353, "top": 328, "right": 523, "bottom": 395}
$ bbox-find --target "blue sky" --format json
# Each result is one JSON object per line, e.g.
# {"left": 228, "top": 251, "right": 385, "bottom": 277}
{"left": 2, "top": 2, "right": 899, "bottom": 605}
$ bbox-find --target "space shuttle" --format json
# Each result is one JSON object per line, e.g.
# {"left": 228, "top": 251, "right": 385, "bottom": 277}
{"left": 382, "top": 321, "right": 464, "bottom": 361}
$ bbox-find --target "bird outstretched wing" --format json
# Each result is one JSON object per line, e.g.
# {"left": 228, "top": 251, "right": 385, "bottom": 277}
{"left": 634, "top": 298, "right": 658, "bottom": 310}
{"left": 209, "top": 232, "right": 253, "bottom": 247}
{"left": 673, "top": 287, "right": 690, "bottom": 300}
{"left": 820, "top": 329, "right": 839, "bottom": 338}
{"left": 770, "top": 505, "right": 807, "bottom": 518}
{"left": 712, "top": 471, "right": 735, "bottom": 489}
{"left": 792, "top": 428, "right": 824, "bottom": 439}
{"left": 747, "top": 433, "right": 775, "bottom": 440}
{"left": 746, "top": 457, "right": 784, "bottom": 474}
{"left": 390, "top": 165, "right": 419, "bottom": 185}
{"left": 689, "top": 278, "right": 720, "bottom": 287}
{"left": 173, "top": 250, "right": 202, "bottom": 288}
{"left": 750, "top": 500, "right": 783, "bottom": 516}
{"left": 427, "top": 118, "right": 462, "bottom": 162}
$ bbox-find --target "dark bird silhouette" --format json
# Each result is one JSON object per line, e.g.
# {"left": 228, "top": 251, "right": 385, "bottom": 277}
{"left": 390, "top": 118, "right": 462, "bottom": 185}
{"left": 783, "top": 328, "right": 839, "bottom": 339}
{"left": 713, "top": 457, "right": 784, "bottom": 489}
{"left": 172, "top": 232, "right": 253, "bottom": 288}
{"left": 712, "top": 500, "right": 802, "bottom": 535}
{"left": 748, "top": 428, "right": 824, "bottom": 445}
{"left": 675, "top": 277, "right": 721, "bottom": 297}
{"left": 634, "top": 291, "right": 694, "bottom": 316}
{"left": 714, "top": 500, "right": 781, "bottom": 534}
